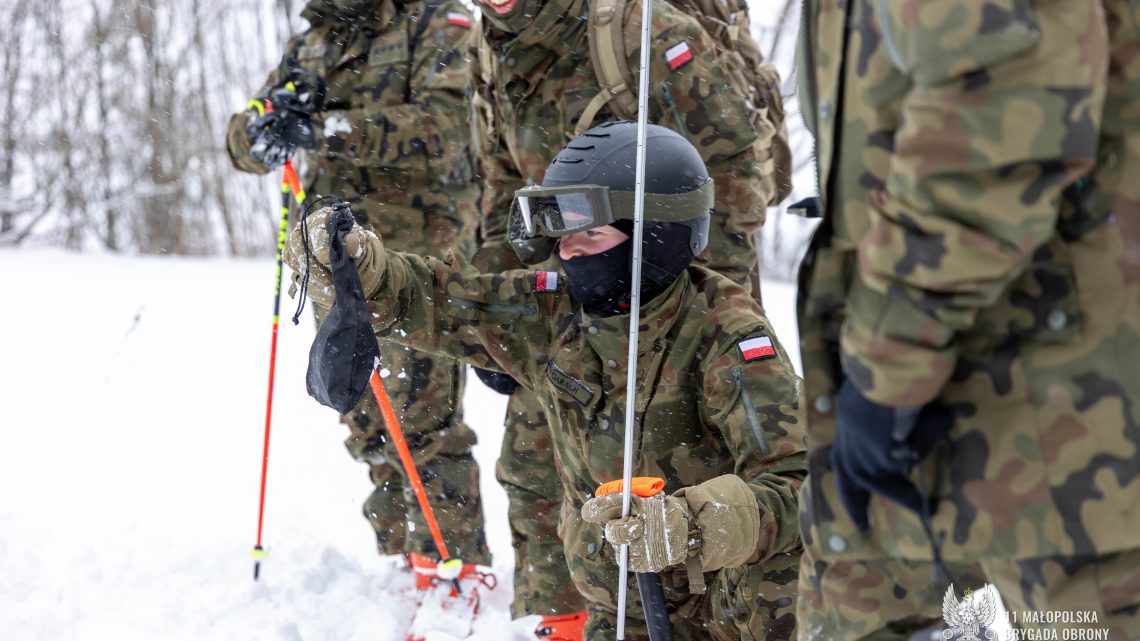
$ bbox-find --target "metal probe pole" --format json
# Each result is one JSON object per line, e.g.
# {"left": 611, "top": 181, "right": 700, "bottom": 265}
{"left": 616, "top": 0, "right": 655, "bottom": 637}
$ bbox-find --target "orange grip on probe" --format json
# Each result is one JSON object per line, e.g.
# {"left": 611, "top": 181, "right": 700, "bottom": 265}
{"left": 595, "top": 476, "right": 666, "bottom": 498}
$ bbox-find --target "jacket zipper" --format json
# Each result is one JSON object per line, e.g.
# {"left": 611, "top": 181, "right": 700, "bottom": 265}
{"left": 878, "top": 0, "right": 906, "bottom": 70}
{"left": 733, "top": 367, "right": 771, "bottom": 456}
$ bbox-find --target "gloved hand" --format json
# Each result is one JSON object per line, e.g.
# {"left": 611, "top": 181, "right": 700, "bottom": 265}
{"left": 473, "top": 367, "right": 520, "bottom": 395}
{"left": 246, "top": 83, "right": 320, "bottom": 170}
{"left": 283, "top": 204, "right": 386, "bottom": 309}
{"left": 581, "top": 492, "right": 689, "bottom": 574}
{"left": 580, "top": 475, "right": 760, "bottom": 576}
{"left": 830, "top": 379, "right": 952, "bottom": 530}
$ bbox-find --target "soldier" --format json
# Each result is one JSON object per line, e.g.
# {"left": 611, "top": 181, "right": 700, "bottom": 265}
{"left": 225, "top": 0, "right": 490, "bottom": 572}
{"left": 795, "top": 1, "right": 1140, "bottom": 639}
{"left": 283, "top": 122, "right": 807, "bottom": 641}
{"left": 466, "top": 0, "right": 793, "bottom": 624}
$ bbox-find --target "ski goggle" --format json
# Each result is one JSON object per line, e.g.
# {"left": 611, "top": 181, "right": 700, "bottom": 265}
{"left": 514, "top": 181, "right": 715, "bottom": 238}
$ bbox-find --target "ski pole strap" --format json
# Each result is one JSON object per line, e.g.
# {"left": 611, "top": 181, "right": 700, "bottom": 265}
{"left": 595, "top": 477, "right": 665, "bottom": 498}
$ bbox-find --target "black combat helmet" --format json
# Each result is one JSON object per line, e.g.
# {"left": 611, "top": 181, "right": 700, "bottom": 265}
{"left": 510, "top": 121, "right": 713, "bottom": 262}
{"left": 512, "top": 121, "right": 714, "bottom": 315}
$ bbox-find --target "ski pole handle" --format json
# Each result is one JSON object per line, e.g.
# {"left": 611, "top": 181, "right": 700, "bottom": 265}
{"left": 635, "top": 573, "right": 674, "bottom": 641}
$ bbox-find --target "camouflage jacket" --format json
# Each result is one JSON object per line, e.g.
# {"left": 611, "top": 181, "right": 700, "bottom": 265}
{"left": 363, "top": 246, "right": 806, "bottom": 606}
{"left": 225, "top": 0, "right": 479, "bottom": 255}
{"left": 796, "top": 0, "right": 1140, "bottom": 560}
{"left": 470, "top": 0, "right": 790, "bottom": 288}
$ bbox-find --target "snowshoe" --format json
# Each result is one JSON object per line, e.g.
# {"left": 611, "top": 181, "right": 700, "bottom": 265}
{"left": 406, "top": 552, "right": 497, "bottom": 641}
{"left": 536, "top": 610, "right": 588, "bottom": 641}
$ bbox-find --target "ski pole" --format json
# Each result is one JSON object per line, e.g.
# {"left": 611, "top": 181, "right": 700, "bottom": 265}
{"left": 615, "top": 0, "right": 672, "bottom": 638}
{"left": 252, "top": 158, "right": 305, "bottom": 581}
{"left": 368, "top": 363, "right": 465, "bottom": 591}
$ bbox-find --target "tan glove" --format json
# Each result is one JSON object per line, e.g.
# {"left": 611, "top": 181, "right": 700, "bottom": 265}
{"left": 673, "top": 474, "right": 760, "bottom": 573}
{"left": 580, "top": 475, "right": 760, "bottom": 592}
{"left": 282, "top": 205, "right": 386, "bottom": 309}
{"left": 580, "top": 492, "right": 690, "bottom": 574}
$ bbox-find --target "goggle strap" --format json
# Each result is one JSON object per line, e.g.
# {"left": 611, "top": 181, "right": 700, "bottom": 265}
{"left": 608, "top": 181, "right": 714, "bottom": 223}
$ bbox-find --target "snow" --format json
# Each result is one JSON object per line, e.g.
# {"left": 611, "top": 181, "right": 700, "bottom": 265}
{"left": 0, "top": 249, "right": 799, "bottom": 640}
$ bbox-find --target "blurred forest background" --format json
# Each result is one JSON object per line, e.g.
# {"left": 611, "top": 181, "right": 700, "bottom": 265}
{"left": 0, "top": 0, "right": 815, "bottom": 278}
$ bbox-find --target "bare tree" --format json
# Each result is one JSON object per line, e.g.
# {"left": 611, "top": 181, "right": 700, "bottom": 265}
{"left": 1, "top": 0, "right": 287, "bottom": 256}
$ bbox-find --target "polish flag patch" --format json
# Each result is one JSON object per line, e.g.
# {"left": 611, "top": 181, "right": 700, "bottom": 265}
{"left": 535, "top": 271, "right": 559, "bottom": 292}
{"left": 738, "top": 335, "right": 776, "bottom": 362}
{"left": 447, "top": 12, "right": 471, "bottom": 28}
{"left": 664, "top": 41, "right": 693, "bottom": 71}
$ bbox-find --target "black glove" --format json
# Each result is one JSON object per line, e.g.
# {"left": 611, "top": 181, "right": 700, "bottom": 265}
{"left": 473, "top": 367, "right": 520, "bottom": 395}
{"left": 246, "top": 67, "right": 325, "bottom": 169}
{"left": 246, "top": 106, "right": 316, "bottom": 170}
{"left": 829, "top": 379, "right": 952, "bottom": 530}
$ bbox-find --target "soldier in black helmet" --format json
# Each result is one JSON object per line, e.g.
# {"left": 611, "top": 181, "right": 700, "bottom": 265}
{"left": 284, "top": 121, "right": 806, "bottom": 641}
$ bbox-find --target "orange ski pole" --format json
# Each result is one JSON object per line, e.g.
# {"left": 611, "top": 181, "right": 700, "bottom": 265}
{"left": 368, "top": 366, "right": 452, "bottom": 561}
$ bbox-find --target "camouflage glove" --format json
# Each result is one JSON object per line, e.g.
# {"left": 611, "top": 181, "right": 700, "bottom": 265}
{"left": 282, "top": 205, "right": 386, "bottom": 309}
{"left": 581, "top": 475, "right": 761, "bottom": 582}
{"left": 830, "top": 379, "right": 952, "bottom": 530}
{"left": 580, "top": 492, "right": 690, "bottom": 574}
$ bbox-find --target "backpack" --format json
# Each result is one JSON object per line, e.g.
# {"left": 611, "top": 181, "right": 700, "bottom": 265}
{"left": 583, "top": 0, "right": 790, "bottom": 183}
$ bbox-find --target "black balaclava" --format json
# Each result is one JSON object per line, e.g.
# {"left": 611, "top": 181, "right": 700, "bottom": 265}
{"left": 562, "top": 238, "right": 633, "bottom": 317}
{"left": 562, "top": 220, "right": 696, "bottom": 317}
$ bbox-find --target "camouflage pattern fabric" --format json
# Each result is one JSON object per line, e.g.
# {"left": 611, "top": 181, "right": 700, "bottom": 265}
{"left": 226, "top": 0, "right": 488, "bottom": 563}
{"left": 983, "top": 549, "right": 1140, "bottom": 641}
{"left": 795, "top": 0, "right": 1140, "bottom": 638}
{"left": 468, "top": 0, "right": 792, "bottom": 615}
{"left": 471, "top": 0, "right": 791, "bottom": 285}
{"left": 798, "top": 539, "right": 1140, "bottom": 641}
{"left": 496, "top": 389, "right": 585, "bottom": 617}
{"left": 316, "top": 236, "right": 809, "bottom": 640}
{"left": 797, "top": 538, "right": 989, "bottom": 641}
{"left": 582, "top": 550, "right": 799, "bottom": 641}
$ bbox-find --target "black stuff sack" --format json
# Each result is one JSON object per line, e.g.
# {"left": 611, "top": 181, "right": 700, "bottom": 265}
{"left": 305, "top": 204, "right": 380, "bottom": 414}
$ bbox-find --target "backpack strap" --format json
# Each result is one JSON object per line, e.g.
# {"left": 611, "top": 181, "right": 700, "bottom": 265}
{"left": 580, "top": 0, "right": 637, "bottom": 134}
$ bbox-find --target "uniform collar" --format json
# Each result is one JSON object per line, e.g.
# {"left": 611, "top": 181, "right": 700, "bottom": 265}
{"left": 300, "top": 0, "right": 392, "bottom": 26}
{"left": 576, "top": 273, "right": 692, "bottom": 356}
{"left": 377, "top": 0, "right": 398, "bottom": 27}
{"left": 487, "top": 0, "right": 587, "bottom": 85}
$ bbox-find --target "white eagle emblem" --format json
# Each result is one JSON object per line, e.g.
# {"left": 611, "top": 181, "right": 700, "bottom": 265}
{"left": 941, "top": 585, "right": 999, "bottom": 641}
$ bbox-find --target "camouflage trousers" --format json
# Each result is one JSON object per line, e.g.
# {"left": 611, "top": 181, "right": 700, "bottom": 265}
{"left": 299, "top": 191, "right": 487, "bottom": 564}
{"left": 797, "top": 545, "right": 1140, "bottom": 641}
{"left": 344, "top": 337, "right": 489, "bottom": 564}
{"left": 496, "top": 388, "right": 586, "bottom": 617}
{"left": 580, "top": 551, "right": 800, "bottom": 641}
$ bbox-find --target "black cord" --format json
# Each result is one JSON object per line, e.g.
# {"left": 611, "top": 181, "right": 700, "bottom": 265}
{"left": 915, "top": 460, "right": 956, "bottom": 588}
{"left": 291, "top": 194, "right": 341, "bottom": 325}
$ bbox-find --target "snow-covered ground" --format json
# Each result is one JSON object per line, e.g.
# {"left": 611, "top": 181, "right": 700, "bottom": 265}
{"left": 0, "top": 249, "right": 799, "bottom": 641}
